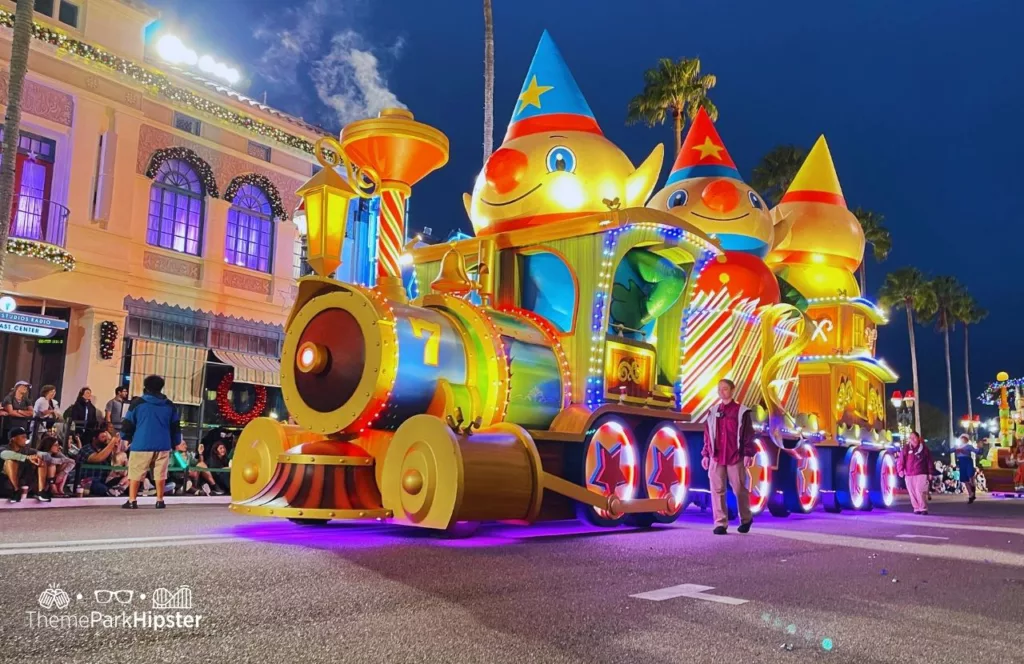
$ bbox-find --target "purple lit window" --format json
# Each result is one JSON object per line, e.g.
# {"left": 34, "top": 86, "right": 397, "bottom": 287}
{"left": 147, "top": 159, "right": 204, "bottom": 256}
{"left": 225, "top": 183, "right": 273, "bottom": 273}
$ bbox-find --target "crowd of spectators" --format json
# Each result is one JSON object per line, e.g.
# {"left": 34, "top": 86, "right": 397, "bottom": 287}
{"left": 1, "top": 378, "right": 234, "bottom": 504}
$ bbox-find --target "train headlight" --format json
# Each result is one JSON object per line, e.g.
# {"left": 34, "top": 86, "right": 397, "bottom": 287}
{"left": 297, "top": 341, "right": 328, "bottom": 375}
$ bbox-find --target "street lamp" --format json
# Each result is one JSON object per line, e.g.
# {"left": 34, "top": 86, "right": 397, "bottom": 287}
{"left": 960, "top": 414, "right": 981, "bottom": 441}
{"left": 891, "top": 389, "right": 915, "bottom": 442}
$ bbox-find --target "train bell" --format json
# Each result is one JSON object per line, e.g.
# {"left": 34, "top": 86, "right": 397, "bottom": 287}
{"left": 431, "top": 248, "right": 475, "bottom": 296}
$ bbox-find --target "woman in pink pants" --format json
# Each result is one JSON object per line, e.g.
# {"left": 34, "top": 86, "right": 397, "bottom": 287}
{"left": 898, "top": 431, "right": 933, "bottom": 514}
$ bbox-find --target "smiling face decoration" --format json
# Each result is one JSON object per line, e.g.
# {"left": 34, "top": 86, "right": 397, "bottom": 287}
{"left": 465, "top": 31, "right": 662, "bottom": 236}
{"left": 647, "top": 108, "right": 773, "bottom": 257}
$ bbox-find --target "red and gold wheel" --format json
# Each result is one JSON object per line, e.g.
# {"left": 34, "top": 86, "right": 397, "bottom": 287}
{"left": 793, "top": 443, "right": 821, "bottom": 513}
{"left": 580, "top": 419, "right": 640, "bottom": 526}
{"left": 838, "top": 447, "right": 871, "bottom": 510}
{"left": 640, "top": 424, "right": 689, "bottom": 523}
{"left": 873, "top": 450, "right": 898, "bottom": 508}
{"left": 745, "top": 438, "right": 773, "bottom": 515}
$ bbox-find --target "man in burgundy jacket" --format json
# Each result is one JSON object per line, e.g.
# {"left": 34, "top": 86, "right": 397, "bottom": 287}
{"left": 701, "top": 379, "right": 757, "bottom": 534}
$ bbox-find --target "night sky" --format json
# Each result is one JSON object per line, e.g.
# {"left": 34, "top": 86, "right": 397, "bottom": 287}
{"left": 149, "top": 0, "right": 1023, "bottom": 424}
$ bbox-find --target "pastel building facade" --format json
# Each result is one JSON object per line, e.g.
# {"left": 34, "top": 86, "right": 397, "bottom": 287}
{"left": 0, "top": 0, "right": 374, "bottom": 430}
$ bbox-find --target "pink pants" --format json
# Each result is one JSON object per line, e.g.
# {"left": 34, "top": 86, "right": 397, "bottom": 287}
{"left": 905, "top": 474, "right": 929, "bottom": 512}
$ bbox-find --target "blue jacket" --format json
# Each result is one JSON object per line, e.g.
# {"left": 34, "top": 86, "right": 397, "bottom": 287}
{"left": 121, "top": 393, "right": 182, "bottom": 452}
{"left": 955, "top": 444, "right": 981, "bottom": 480}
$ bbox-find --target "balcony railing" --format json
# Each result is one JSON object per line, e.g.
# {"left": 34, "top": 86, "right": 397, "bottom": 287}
{"left": 7, "top": 194, "right": 70, "bottom": 247}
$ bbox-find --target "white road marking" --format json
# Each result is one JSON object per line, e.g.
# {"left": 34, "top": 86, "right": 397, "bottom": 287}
{"left": 849, "top": 516, "right": 1024, "bottom": 537}
{"left": 631, "top": 583, "right": 748, "bottom": 605}
{"left": 895, "top": 534, "right": 950, "bottom": 541}
{"left": 0, "top": 536, "right": 241, "bottom": 556}
{"left": 0, "top": 533, "right": 232, "bottom": 549}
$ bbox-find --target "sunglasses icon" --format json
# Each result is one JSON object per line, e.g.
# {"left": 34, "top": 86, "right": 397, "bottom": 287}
{"left": 94, "top": 590, "right": 134, "bottom": 604}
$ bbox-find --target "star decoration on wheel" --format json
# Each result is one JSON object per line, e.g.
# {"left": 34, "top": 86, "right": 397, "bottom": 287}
{"left": 648, "top": 446, "right": 680, "bottom": 493}
{"left": 590, "top": 443, "right": 628, "bottom": 493}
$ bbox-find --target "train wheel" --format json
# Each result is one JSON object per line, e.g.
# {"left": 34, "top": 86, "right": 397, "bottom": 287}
{"left": 873, "top": 450, "right": 899, "bottom": 508}
{"left": 630, "top": 424, "right": 689, "bottom": 526}
{"left": 578, "top": 419, "right": 641, "bottom": 527}
{"left": 231, "top": 417, "right": 289, "bottom": 503}
{"left": 838, "top": 447, "right": 872, "bottom": 510}
{"left": 745, "top": 438, "right": 773, "bottom": 515}
{"left": 793, "top": 443, "right": 821, "bottom": 513}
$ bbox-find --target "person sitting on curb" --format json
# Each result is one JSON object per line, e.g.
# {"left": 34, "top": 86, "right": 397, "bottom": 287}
{"left": 1, "top": 427, "right": 51, "bottom": 503}
{"left": 35, "top": 434, "right": 76, "bottom": 498}
{"left": 120, "top": 375, "right": 181, "bottom": 510}
{"left": 75, "top": 430, "right": 121, "bottom": 496}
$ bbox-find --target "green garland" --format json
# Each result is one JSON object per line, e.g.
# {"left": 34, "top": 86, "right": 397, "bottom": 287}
{"left": 5, "top": 237, "right": 76, "bottom": 271}
{"left": 145, "top": 147, "right": 220, "bottom": 198}
{"left": 224, "top": 173, "right": 286, "bottom": 221}
{"left": 0, "top": 9, "right": 321, "bottom": 156}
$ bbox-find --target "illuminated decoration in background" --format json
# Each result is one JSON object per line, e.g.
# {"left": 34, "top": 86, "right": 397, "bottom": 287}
{"left": 225, "top": 173, "right": 286, "bottom": 221}
{"left": 746, "top": 438, "right": 772, "bottom": 515}
{"left": 766, "top": 136, "right": 865, "bottom": 299}
{"left": 586, "top": 223, "right": 718, "bottom": 409}
{"left": 644, "top": 425, "right": 689, "bottom": 516}
{"left": 217, "top": 373, "right": 267, "bottom": 426}
{"left": 806, "top": 295, "right": 889, "bottom": 323}
{"left": 979, "top": 372, "right": 1024, "bottom": 446}
{"left": 295, "top": 136, "right": 378, "bottom": 277}
{"left": 341, "top": 109, "right": 449, "bottom": 302}
{"left": 584, "top": 420, "right": 639, "bottom": 520}
{"left": 145, "top": 147, "right": 219, "bottom": 198}
{"left": 99, "top": 321, "right": 118, "bottom": 360}
{"left": 648, "top": 107, "right": 775, "bottom": 260}
{"left": 4, "top": 237, "right": 75, "bottom": 271}
{"left": 835, "top": 377, "right": 854, "bottom": 416}
{"left": 0, "top": 10, "right": 320, "bottom": 155}
{"left": 464, "top": 30, "right": 663, "bottom": 236}
{"left": 794, "top": 443, "right": 820, "bottom": 513}
{"left": 757, "top": 304, "right": 810, "bottom": 443}
{"left": 800, "top": 352, "right": 898, "bottom": 380}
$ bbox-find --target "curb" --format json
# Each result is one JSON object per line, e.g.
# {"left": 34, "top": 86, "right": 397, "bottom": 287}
{"left": 0, "top": 496, "right": 232, "bottom": 510}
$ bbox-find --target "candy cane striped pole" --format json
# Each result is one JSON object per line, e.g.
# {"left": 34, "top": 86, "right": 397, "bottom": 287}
{"left": 377, "top": 187, "right": 408, "bottom": 283}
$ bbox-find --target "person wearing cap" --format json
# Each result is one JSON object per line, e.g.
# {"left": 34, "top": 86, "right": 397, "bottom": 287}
{"left": 2, "top": 381, "right": 35, "bottom": 440}
{"left": 1, "top": 426, "right": 51, "bottom": 502}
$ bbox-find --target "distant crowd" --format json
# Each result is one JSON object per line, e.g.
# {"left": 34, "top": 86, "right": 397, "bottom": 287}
{"left": 2, "top": 378, "right": 233, "bottom": 505}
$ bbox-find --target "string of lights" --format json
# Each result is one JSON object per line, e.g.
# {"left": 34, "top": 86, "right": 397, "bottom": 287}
{"left": 0, "top": 10, "right": 321, "bottom": 156}
{"left": 4, "top": 238, "right": 76, "bottom": 271}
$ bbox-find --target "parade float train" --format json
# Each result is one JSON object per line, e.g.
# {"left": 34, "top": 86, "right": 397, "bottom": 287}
{"left": 229, "top": 31, "right": 900, "bottom": 532}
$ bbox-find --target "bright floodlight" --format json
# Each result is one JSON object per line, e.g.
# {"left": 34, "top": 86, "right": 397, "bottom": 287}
{"left": 156, "top": 35, "right": 188, "bottom": 64}
{"left": 198, "top": 55, "right": 217, "bottom": 73}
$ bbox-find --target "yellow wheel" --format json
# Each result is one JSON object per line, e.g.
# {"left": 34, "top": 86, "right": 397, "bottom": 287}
{"left": 230, "top": 418, "right": 289, "bottom": 503}
{"left": 381, "top": 414, "right": 464, "bottom": 530}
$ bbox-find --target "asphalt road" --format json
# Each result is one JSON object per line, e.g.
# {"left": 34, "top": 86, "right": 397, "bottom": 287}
{"left": 1, "top": 494, "right": 1022, "bottom": 664}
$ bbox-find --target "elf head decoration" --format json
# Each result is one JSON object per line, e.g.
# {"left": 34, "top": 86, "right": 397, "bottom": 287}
{"left": 465, "top": 31, "right": 663, "bottom": 236}
{"left": 767, "top": 135, "right": 865, "bottom": 298}
{"left": 647, "top": 108, "right": 774, "bottom": 258}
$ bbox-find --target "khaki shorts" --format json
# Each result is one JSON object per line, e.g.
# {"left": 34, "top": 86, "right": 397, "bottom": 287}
{"left": 128, "top": 451, "right": 170, "bottom": 482}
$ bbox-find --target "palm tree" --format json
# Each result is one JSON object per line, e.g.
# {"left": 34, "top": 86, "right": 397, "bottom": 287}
{"left": 626, "top": 57, "right": 718, "bottom": 157}
{"left": 750, "top": 145, "right": 807, "bottom": 206}
{"left": 0, "top": 0, "right": 35, "bottom": 285}
{"left": 954, "top": 293, "right": 988, "bottom": 419}
{"left": 879, "top": 267, "right": 932, "bottom": 433}
{"left": 920, "top": 276, "right": 967, "bottom": 446}
{"left": 482, "top": 0, "right": 495, "bottom": 164}
{"left": 851, "top": 208, "right": 892, "bottom": 295}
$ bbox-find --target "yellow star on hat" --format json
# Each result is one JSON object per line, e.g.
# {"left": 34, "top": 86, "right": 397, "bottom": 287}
{"left": 691, "top": 136, "right": 724, "bottom": 160}
{"left": 517, "top": 75, "right": 553, "bottom": 113}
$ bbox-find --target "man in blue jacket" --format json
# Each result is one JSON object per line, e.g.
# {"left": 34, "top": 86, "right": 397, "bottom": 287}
{"left": 120, "top": 375, "right": 182, "bottom": 510}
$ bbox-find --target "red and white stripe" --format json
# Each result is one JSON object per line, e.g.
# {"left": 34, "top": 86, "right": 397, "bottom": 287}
{"left": 377, "top": 189, "right": 406, "bottom": 280}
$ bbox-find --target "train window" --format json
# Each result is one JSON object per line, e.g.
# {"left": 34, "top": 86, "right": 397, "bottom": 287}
{"left": 518, "top": 251, "right": 576, "bottom": 333}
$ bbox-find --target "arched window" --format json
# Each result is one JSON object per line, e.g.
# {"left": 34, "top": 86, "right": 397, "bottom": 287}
{"left": 147, "top": 159, "right": 205, "bottom": 256}
{"left": 225, "top": 183, "right": 274, "bottom": 273}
